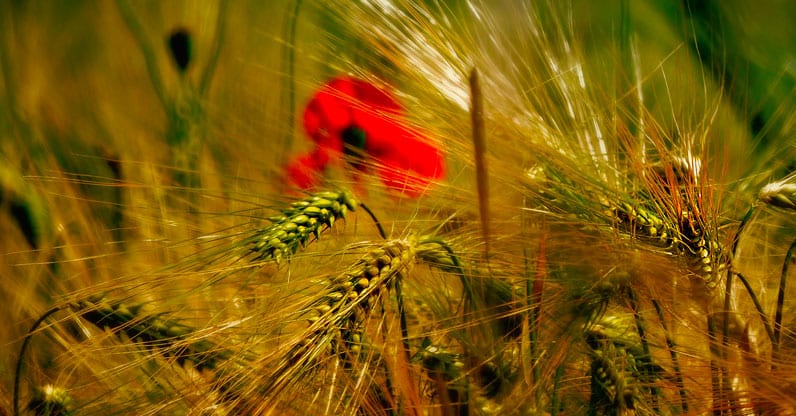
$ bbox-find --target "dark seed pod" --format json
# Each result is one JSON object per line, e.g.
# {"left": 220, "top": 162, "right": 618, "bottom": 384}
{"left": 167, "top": 28, "right": 192, "bottom": 72}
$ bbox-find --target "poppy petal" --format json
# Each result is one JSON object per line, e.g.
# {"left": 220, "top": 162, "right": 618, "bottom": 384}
{"left": 368, "top": 124, "right": 445, "bottom": 196}
{"left": 302, "top": 78, "right": 360, "bottom": 150}
{"left": 350, "top": 78, "right": 403, "bottom": 114}
{"left": 294, "top": 75, "right": 445, "bottom": 196}
{"left": 367, "top": 122, "right": 445, "bottom": 176}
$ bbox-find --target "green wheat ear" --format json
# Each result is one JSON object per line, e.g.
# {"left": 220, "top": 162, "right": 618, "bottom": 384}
{"left": 16, "top": 297, "right": 242, "bottom": 415}
{"left": 72, "top": 297, "right": 235, "bottom": 371}
{"left": 413, "top": 339, "right": 468, "bottom": 412}
{"left": 586, "top": 312, "right": 662, "bottom": 416}
{"left": 246, "top": 190, "right": 359, "bottom": 263}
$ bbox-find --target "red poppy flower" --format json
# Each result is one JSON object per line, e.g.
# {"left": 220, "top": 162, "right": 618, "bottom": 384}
{"left": 286, "top": 76, "right": 445, "bottom": 197}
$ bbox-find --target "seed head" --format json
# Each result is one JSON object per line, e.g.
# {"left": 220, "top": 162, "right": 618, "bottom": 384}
{"left": 759, "top": 177, "right": 796, "bottom": 211}
{"left": 249, "top": 190, "right": 358, "bottom": 262}
{"left": 74, "top": 297, "right": 233, "bottom": 371}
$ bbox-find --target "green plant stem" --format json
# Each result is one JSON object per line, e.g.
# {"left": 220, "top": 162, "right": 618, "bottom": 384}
{"left": 279, "top": 0, "right": 304, "bottom": 166}
{"left": 14, "top": 306, "right": 64, "bottom": 416}
{"left": 773, "top": 237, "right": 796, "bottom": 357}
{"left": 707, "top": 314, "right": 724, "bottom": 416}
{"left": 550, "top": 364, "right": 565, "bottom": 416}
{"left": 725, "top": 206, "right": 755, "bottom": 345}
{"left": 735, "top": 271, "right": 775, "bottom": 343}
{"left": 360, "top": 202, "right": 387, "bottom": 239}
{"left": 526, "top": 241, "right": 545, "bottom": 395}
{"left": 198, "top": 0, "right": 229, "bottom": 96}
{"left": 115, "top": 0, "right": 168, "bottom": 109}
{"left": 718, "top": 205, "right": 756, "bottom": 415}
{"left": 394, "top": 277, "right": 411, "bottom": 362}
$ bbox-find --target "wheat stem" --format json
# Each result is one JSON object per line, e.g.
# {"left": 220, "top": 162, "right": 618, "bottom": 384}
{"left": 734, "top": 271, "right": 775, "bottom": 343}
{"left": 279, "top": 0, "right": 304, "bottom": 166}
{"left": 115, "top": 0, "right": 168, "bottom": 109}
{"left": 707, "top": 313, "right": 723, "bottom": 416}
{"left": 550, "top": 363, "right": 565, "bottom": 416}
{"left": 725, "top": 205, "right": 755, "bottom": 340}
{"left": 469, "top": 67, "right": 490, "bottom": 259}
{"left": 198, "top": 0, "right": 228, "bottom": 96}
{"left": 360, "top": 202, "right": 387, "bottom": 239}
{"left": 526, "top": 239, "right": 545, "bottom": 398}
{"left": 773, "top": 237, "right": 796, "bottom": 359}
{"left": 394, "top": 276, "right": 411, "bottom": 361}
{"left": 721, "top": 265, "right": 737, "bottom": 413}
{"left": 14, "top": 306, "right": 65, "bottom": 416}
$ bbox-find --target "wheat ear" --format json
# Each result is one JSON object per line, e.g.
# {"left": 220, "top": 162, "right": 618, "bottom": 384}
{"left": 759, "top": 176, "right": 796, "bottom": 212}
{"left": 71, "top": 297, "right": 235, "bottom": 371}
{"left": 247, "top": 190, "right": 359, "bottom": 263}
{"left": 309, "top": 239, "right": 415, "bottom": 356}
{"left": 258, "top": 239, "right": 416, "bottom": 407}
{"left": 13, "top": 297, "right": 238, "bottom": 416}
{"left": 586, "top": 312, "right": 662, "bottom": 416}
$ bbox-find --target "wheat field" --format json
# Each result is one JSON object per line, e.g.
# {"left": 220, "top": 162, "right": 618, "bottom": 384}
{"left": 2, "top": 1, "right": 795, "bottom": 415}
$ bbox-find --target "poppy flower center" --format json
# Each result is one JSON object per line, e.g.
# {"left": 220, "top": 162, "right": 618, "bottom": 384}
{"left": 341, "top": 125, "right": 367, "bottom": 169}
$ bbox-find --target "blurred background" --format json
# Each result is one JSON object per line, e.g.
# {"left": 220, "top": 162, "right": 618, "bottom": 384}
{"left": 1, "top": 1, "right": 794, "bottom": 414}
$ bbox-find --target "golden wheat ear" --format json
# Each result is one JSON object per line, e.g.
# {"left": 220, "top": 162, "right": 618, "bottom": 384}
{"left": 272, "top": 240, "right": 415, "bottom": 373}
{"left": 586, "top": 311, "right": 659, "bottom": 415}
{"left": 213, "top": 238, "right": 420, "bottom": 414}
